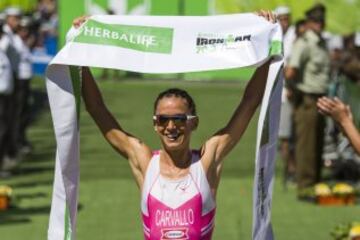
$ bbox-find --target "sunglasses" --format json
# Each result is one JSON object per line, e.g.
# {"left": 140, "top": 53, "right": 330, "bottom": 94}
{"left": 153, "top": 114, "right": 197, "bottom": 126}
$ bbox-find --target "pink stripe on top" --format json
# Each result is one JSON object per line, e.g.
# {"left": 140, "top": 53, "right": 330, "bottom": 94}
{"left": 141, "top": 151, "right": 216, "bottom": 240}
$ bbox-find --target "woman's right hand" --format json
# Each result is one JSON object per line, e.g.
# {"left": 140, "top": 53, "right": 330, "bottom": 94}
{"left": 73, "top": 16, "right": 90, "bottom": 28}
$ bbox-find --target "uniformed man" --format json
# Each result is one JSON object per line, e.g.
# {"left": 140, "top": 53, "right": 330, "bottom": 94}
{"left": 285, "top": 3, "right": 330, "bottom": 198}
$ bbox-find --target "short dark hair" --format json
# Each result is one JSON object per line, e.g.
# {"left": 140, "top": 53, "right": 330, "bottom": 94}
{"left": 305, "top": 3, "right": 326, "bottom": 23}
{"left": 295, "top": 19, "right": 306, "bottom": 36}
{"left": 154, "top": 88, "right": 196, "bottom": 115}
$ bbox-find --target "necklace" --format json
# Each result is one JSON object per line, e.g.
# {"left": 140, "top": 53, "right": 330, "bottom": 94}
{"left": 160, "top": 150, "right": 192, "bottom": 178}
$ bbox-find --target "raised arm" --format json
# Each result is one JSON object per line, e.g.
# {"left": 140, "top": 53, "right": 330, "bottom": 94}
{"left": 82, "top": 68, "right": 141, "bottom": 154}
{"left": 201, "top": 11, "right": 276, "bottom": 166}
{"left": 201, "top": 60, "right": 271, "bottom": 162}
{"left": 74, "top": 15, "right": 152, "bottom": 187}
{"left": 81, "top": 67, "right": 152, "bottom": 185}
{"left": 317, "top": 97, "right": 360, "bottom": 155}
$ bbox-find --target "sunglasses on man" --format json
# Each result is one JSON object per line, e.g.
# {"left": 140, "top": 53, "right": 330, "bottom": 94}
{"left": 153, "top": 114, "right": 197, "bottom": 127}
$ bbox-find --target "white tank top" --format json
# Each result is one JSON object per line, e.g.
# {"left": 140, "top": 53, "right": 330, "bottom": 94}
{"left": 141, "top": 150, "right": 216, "bottom": 240}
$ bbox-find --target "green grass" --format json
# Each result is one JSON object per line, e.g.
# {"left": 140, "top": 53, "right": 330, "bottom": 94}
{"left": 0, "top": 78, "right": 359, "bottom": 240}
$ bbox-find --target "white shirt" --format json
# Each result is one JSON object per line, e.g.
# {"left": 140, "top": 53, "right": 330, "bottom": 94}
{"left": 283, "top": 25, "right": 296, "bottom": 65}
{"left": 282, "top": 25, "right": 296, "bottom": 102}
{"left": 3, "top": 24, "right": 22, "bottom": 75}
{"left": 0, "top": 48, "right": 13, "bottom": 94}
{"left": 0, "top": 34, "right": 11, "bottom": 52}
{"left": 18, "top": 41, "right": 33, "bottom": 80}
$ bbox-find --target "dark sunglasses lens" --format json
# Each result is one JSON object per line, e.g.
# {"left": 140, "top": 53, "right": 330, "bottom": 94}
{"left": 156, "top": 115, "right": 187, "bottom": 125}
{"left": 157, "top": 116, "right": 169, "bottom": 125}
{"left": 173, "top": 115, "right": 187, "bottom": 125}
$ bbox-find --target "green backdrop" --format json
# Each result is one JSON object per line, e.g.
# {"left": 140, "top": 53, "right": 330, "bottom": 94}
{"left": 0, "top": 0, "right": 36, "bottom": 12}
{"left": 3, "top": 0, "right": 358, "bottom": 80}
{"left": 216, "top": 0, "right": 360, "bottom": 35}
{"left": 2, "top": 0, "right": 359, "bottom": 47}
{"left": 57, "top": 0, "right": 359, "bottom": 80}
{"left": 58, "top": 0, "right": 360, "bottom": 48}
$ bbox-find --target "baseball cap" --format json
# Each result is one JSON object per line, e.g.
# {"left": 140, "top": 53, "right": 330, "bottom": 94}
{"left": 274, "top": 6, "right": 291, "bottom": 16}
{"left": 4, "top": 7, "right": 22, "bottom": 17}
{"left": 305, "top": 3, "right": 326, "bottom": 23}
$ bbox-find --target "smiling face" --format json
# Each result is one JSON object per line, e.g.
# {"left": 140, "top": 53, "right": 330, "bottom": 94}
{"left": 154, "top": 96, "right": 198, "bottom": 152}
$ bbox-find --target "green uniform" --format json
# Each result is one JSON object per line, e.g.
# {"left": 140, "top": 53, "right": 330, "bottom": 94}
{"left": 288, "top": 30, "right": 330, "bottom": 191}
{"left": 289, "top": 30, "right": 330, "bottom": 94}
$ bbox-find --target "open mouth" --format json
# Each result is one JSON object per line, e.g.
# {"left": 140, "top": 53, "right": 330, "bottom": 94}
{"left": 166, "top": 132, "right": 180, "bottom": 141}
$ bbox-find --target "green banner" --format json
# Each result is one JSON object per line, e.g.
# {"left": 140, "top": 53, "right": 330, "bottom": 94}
{"left": 74, "top": 19, "right": 174, "bottom": 54}
{"left": 58, "top": 0, "right": 359, "bottom": 80}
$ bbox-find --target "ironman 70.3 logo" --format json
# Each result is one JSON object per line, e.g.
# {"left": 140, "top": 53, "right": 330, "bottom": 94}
{"left": 196, "top": 33, "right": 252, "bottom": 54}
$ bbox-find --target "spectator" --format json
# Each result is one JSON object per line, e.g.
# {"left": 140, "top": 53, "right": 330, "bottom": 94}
{"left": 17, "top": 16, "right": 34, "bottom": 153}
{"left": 274, "top": 6, "right": 295, "bottom": 63}
{"left": 2, "top": 7, "right": 23, "bottom": 169}
{"left": 274, "top": 6, "right": 296, "bottom": 183}
{"left": 285, "top": 3, "right": 331, "bottom": 198}
{"left": 0, "top": 16, "right": 14, "bottom": 178}
{"left": 36, "top": 0, "right": 58, "bottom": 53}
{"left": 318, "top": 31, "right": 360, "bottom": 182}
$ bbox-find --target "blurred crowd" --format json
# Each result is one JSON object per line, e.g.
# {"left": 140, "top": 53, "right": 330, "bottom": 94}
{"left": 275, "top": 4, "right": 360, "bottom": 199}
{"left": 0, "top": 0, "right": 57, "bottom": 178}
